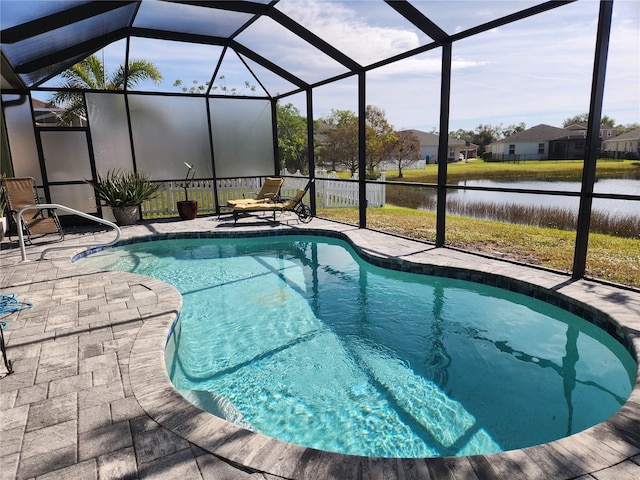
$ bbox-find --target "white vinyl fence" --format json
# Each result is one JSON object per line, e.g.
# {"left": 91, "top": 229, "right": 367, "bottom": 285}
{"left": 141, "top": 171, "right": 386, "bottom": 217}
{"left": 305, "top": 170, "right": 386, "bottom": 208}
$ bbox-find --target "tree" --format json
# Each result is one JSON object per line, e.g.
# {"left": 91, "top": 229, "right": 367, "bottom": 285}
{"left": 563, "top": 113, "right": 616, "bottom": 127}
{"left": 563, "top": 113, "right": 589, "bottom": 127}
{"left": 316, "top": 109, "right": 359, "bottom": 175}
{"left": 393, "top": 130, "right": 420, "bottom": 178}
{"left": 365, "top": 105, "right": 397, "bottom": 177}
{"left": 276, "top": 103, "right": 308, "bottom": 174}
{"left": 601, "top": 115, "right": 616, "bottom": 127}
{"left": 473, "top": 124, "right": 502, "bottom": 154}
{"left": 316, "top": 106, "right": 399, "bottom": 177}
{"left": 501, "top": 122, "right": 526, "bottom": 138}
{"left": 173, "top": 75, "right": 256, "bottom": 95}
{"left": 173, "top": 79, "right": 210, "bottom": 94}
{"left": 49, "top": 54, "right": 162, "bottom": 125}
{"left": 616, "top": 123, "right": 640, "bottom": 135}
{"left": 450, "top": 124, "right": 505, "bottom": 156}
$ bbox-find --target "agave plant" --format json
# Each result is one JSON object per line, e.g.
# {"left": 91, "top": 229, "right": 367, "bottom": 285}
{"left": 85, "top": 170, "right": 160, "bottom": 208}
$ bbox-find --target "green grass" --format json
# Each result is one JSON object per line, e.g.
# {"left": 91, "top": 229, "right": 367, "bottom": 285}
{"left": 384, "top": 158, "right": 640, "bottom": 183}
{"left": 318, "top": 205, "right": 640, "bottom": 288}
{"left": 385, "top": 186, "right": 639, "bottom": 238}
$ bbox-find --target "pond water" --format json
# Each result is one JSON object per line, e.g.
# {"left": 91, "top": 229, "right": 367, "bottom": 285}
{"left": 437, "top": 178, "right": 638, "bottom": 218}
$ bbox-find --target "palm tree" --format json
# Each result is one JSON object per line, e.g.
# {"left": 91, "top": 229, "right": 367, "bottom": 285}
{"left": 49, "top": 54, "right": 162, "bottom": 125}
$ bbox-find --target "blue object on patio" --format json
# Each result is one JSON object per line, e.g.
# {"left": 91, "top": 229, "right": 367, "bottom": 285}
{"left": 0, "top": 293, "right": 33, "bottom": 375}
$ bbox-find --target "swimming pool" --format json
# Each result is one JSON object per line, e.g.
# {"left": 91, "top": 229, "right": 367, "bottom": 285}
{"left": 77, "top": 235, "right": 636, "bottom": 458}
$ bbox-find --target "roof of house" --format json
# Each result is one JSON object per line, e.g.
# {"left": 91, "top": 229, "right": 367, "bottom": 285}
{"left": 399, "top": 129, "right": 478, "bottom": 148}
{"left": 496, "top": 124, "right": 580, "bottom": 143}
{"left": 602, "top": 127, "right": 640, "bottom": 143}
{"left": 565, "top": 122, "right": 616, "bottom": 132}
{"left": 31, "top": 98, "right": 52, "bottom": 109}
{"left": 399, "top": 129, "right": 439, "bottom": 145}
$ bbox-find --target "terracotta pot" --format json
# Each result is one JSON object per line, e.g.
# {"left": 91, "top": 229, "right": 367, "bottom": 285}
{"left": 112, "top": 205, "right": 139, "bottom": 225}
{"left": 177, "top": 200, "right": 198, "bottom": 220}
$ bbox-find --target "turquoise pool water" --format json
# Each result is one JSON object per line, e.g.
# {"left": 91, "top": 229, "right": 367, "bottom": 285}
{"left": 77, "top": 236, "right": 636, "bottom": 458}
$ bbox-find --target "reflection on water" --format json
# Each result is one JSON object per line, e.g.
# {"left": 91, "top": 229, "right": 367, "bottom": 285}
{"left": 78, "top": 236, "right": 636, "bottom": 458}
{"left": 449, "top": 179, "right": 639, "bottom": 218}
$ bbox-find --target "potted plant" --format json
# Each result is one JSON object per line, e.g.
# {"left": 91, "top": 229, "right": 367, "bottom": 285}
{"left": 85, "top": 170, "right": 160, "bottom": 225}
{"left": 176, "top": 162, "right": 198, "bottom": 220}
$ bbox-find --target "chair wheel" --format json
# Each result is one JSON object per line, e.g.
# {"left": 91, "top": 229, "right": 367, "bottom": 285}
{"left": 297, "top": 204, "right": 312, "bottom": 223}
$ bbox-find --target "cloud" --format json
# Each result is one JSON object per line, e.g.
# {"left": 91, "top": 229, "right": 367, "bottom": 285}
{"left": 42, "top": 0, "right": 638, "bottom": 130}
{"left": 276, "top": 0, "right": 426, "bottom": 66}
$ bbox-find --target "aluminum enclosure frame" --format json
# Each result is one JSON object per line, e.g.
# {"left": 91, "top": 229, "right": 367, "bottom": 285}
{"left": 0, "top": 0, "right": 628, "bottom": 282}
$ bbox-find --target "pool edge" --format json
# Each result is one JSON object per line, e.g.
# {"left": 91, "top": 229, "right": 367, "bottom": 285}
{"left": 83, "top": 224, "right": 640, "bottom": 479}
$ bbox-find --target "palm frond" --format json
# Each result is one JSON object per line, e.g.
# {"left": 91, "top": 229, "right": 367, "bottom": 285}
{"left": 59, "top": 55, "right": 102, "bottom": 89}
{"left": 124, "top": 60, "right": 163, "bottom": 87}
{"left": 51, "top": 54, "right": 162, "bottom": 124}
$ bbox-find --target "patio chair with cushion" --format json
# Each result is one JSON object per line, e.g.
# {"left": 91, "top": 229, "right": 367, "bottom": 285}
{"left": 2, "top": 177, "right": 64, "bottom": 243}
{"left": 226, "top": 177, "right": 284, "bottom": 207}
{"left": 232, "top": 179, "right": 314, "bottom": 224}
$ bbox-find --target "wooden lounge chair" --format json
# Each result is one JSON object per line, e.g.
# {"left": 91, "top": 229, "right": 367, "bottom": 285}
{"left": 233, "top": 180, "right": 313, "bottom": 224}
{"left": 2, "top": 177, "right": 64, "bottom": 243}
{"left": 226, "top": 177, "right": 284, "bottom": 207}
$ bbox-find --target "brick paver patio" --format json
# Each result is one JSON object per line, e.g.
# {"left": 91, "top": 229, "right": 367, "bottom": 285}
{"left": 1, "top": 215, "right": 639, "bottom": 479}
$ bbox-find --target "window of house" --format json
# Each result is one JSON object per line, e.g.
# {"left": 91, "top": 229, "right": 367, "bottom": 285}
{"left": 538, "top": 143, "right": 545, "bottom": 154}
{"left": 509, "top": 144, "right": 515, "bottom": 155}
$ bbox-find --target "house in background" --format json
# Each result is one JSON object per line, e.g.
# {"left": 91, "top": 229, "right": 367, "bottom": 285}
{"left": 396, "top": 129, "right": 478, "bottom": 165}
{"left": 31, "top": 98, "right": 60, "bottom": 125}
{"left": 490, "top": 124, "right": 587, "bottom": 161}
{"left": 31, "top": 98, "right": 87, "bottom": 127}
{"left": 601, "top": 128, "right": 640, "bottom": 159}
{"left": 565, "top": 122, "right": 618, "bottom": 149}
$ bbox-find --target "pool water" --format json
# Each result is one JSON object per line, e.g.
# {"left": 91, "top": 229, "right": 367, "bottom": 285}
{"left": 77, "top": 236, "right": 636, "bottom": 458}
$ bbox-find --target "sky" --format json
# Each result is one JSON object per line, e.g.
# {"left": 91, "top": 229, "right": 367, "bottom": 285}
{"left": 37, "top": 0, "right": 640, "bottom": 134}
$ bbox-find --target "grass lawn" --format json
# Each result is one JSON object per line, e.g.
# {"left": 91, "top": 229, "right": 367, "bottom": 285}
{"left": 318, "top": 205, "right": 639, "bottom": 288}
{"left": 321, "top": 159, "right": 639, "bottom": 287}
{"left": 384, "top": 158, "right": 640, "bottom": 183}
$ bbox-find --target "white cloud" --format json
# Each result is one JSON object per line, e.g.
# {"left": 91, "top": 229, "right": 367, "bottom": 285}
{"left": 42, "top": 0, "right": 637, "bottom": 131}
{"left": 277, "top": 0, "right": 425, "bottom": 65}
{"left": 281, "top": 0, "right": 639, "bottom": 130}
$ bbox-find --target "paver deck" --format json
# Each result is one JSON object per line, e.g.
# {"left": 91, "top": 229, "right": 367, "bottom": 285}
{"left": 1, "top": 214, "right": 639, "bottom": 479}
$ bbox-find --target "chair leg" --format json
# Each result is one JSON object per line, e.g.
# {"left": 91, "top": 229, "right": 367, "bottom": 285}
{"left": 51, "top": 211, "right": 64, "bottom": 241}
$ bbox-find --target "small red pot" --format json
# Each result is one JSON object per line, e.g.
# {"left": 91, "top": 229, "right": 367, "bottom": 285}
{"left": 177, "top": 200, "right": 198, "bottom": 220}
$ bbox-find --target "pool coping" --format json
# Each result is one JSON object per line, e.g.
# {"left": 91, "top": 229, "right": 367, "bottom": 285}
{"left": 110, "top": 221, "right": 640, "bottom": 479}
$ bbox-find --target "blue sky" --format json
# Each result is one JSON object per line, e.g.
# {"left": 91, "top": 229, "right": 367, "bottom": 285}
{"left": 39, "top": 0, "right": 639, "bottom": 133}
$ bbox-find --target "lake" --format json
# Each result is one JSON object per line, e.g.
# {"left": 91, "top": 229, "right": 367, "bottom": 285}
{"left": 444, "top": 178, "right": 640, "bottom": 218}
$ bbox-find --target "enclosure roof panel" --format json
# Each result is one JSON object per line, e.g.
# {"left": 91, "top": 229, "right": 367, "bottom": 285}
{"left": 275, "top": 0, "right": 436, "bottom": 66}
{"left": 410, "top": 0, "right": 546, "bottom": 35}
{"left": 0, "top": 0, "right": 576, "bottom": 92}
{"left": 132, "top": 1, "right": 254, "bottom": 38}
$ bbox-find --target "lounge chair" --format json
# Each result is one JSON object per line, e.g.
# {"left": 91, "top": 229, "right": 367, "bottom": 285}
{"left": 233, "top": 180, "right": 313, "bottom": 224}
{"left": 226, "top": 177, "right": 284, "bottom": 207}
{"left": 2, "top": 177, "right": 64, "bottom": 243}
